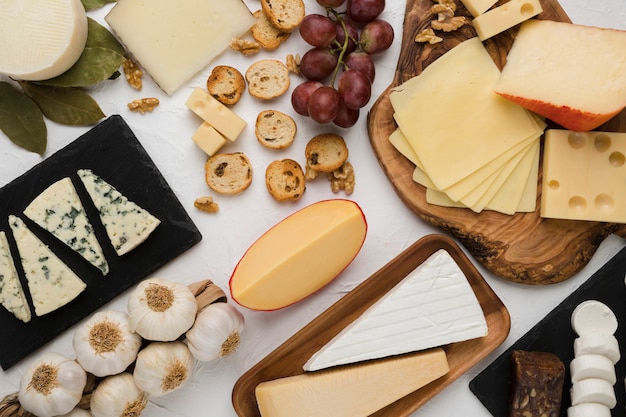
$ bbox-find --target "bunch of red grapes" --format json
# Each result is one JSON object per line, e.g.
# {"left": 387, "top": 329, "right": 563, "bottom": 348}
{"left": 291, "top": 0, "right": 394, "bottom": 128}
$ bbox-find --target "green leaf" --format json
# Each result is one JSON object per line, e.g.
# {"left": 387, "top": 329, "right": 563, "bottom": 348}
{"left": 0, "top": 82, "right": 47, "bottom": 155}
{"left": 20, "top": 82, "right": 105, "bottom": 126}
{"left": 35, "top": 47, "right": 126, "bottom": 87}
{"left": 81, "top": 0, "right": 116, "bottom": 11}
{"left": 86, "top": 17, "right": 125, "bottom": 55}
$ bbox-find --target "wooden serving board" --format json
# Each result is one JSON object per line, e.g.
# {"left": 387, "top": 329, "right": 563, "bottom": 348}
{"left": 232, "top": 234, "right": 510, "bottom": 416}
{"left": 368, "top": 0, "right": 626, "bottom": 285}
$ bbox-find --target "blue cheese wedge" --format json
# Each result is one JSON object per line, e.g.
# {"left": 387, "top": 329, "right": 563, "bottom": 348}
{"left": 23, "top": 177, "right": 109, "bottom": 275}
{"left": 9, "top": 215, "right": 86, "bottom": 317}
{"left": 0, "top": 232, "right": 31, "bottom": 323}
{"left": 77, "top": 169, "right": 160, "bottom": 256}
{"left": 303, "top": 249, "right": 488, "bottom": 371}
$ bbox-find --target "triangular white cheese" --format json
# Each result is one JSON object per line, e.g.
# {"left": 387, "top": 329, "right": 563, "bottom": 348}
{"left": 0, "top": 231, "right": 31, "bottom": 323}
{"left": 303, "top": 249, "right": 488, "bottom": 371}
{"left": 9, "top": 215, "right": 86, "bottom": 317}
{"left": 77, "top": 169, "right": 160, "bottom": 256}
{"left": 24, "top": 177, "right": 109, "bottom": 275}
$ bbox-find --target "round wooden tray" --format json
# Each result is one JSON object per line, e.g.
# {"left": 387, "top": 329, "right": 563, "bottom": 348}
{"left": 367, "top": 0, "right": 626, "bottom": 285}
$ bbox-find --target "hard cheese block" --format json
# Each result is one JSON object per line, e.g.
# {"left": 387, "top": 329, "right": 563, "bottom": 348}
{"left": 186, "top": 88, "right": 248, "bottom": 141}
{"left": 0, "top": 232, "right": 31, "bottom": 323}
{"left": 541, "top": 129, "right": 626, "bottom": 223}
{"left": 0, "top": 0, "right": 88, "bottom": 80}
{"left": 304, "top": 249, "right": 487, "bottom": 371}
{"left": 472, "top": 0, "right": 542, "bottom": 41}
{"left": 9, "top": 215, "right": 86, "bottom": 317}
{"left": 256, "top": 348, "right": 449, "bottom": 417}
{"left": 23, "top": 177, "right": 109, "bottom": 275}
{"left": 105, "top": 0, "right": 255, "bottom": 95}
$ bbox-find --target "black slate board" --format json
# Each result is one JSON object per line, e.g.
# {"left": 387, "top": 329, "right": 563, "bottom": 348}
{"left": 469, "top": 247, "right": 626, "bottom": 416}
{"left": 0, "top": 115, "right": 202, "bottom": 369}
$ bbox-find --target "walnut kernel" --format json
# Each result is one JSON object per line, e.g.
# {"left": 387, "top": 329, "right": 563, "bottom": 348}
{"left": 285, "top": 53, "right": 301, "bottom": 75}
{"left": 127, "top": 98, "right": 159, "bottom": 114}
{"left": 230, "top": 38, "right": 261, "bottom": 55}
{"left": 330, "top": 161, "right": 355, "bottom": 195}
{"left": 415, "top": 28, "right": 443, "bottom": 44}
{"left": 123, "top": 58, "right": 143, "bottom": 90}
{"left": 194, "top": 196, "right": 219, "bottom": 213}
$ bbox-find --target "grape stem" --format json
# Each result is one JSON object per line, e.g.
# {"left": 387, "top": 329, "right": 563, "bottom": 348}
{"left": 327, "top": 8, "right": 351, "bottom": 87}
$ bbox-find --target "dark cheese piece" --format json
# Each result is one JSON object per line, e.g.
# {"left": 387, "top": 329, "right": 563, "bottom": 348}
{"left": 508, "top": 350, "right": 565, "bottom": 417}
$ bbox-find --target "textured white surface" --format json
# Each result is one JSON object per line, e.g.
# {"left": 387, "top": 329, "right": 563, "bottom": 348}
{"left": 0, "top": 1, "right": 625, "bottom": 416}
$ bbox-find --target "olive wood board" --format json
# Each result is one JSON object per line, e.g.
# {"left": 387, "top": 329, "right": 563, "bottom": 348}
{"left": 469, "top": 245, "right": 626, "bottom": 416}
{"left": 0, "top": 115, "right": 202, "bottom": 370}
{"left": 232, "top": 234, "right": 511, "bottom": 417}
{"left": 367, "top": 0, "right": 626, "bottom": 285}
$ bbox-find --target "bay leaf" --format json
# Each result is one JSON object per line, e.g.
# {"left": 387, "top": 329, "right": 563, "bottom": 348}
{"left": 0, "top": 82, "right": 47, "bottom": 155}
{"left": 86, "top": 17, "right": 125, "bottom": 55}
{"left": 81, "top": 0, "right": 116, "bottom": 11}
{"left": 35, "top": 47, "right": 126, "bottom": 87}
{"left": 20, "top": 82, "right": 105, "bottom": 126}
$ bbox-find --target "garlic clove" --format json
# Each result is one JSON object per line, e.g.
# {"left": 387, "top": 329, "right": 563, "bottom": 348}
{"left": 18, "top": 352, "right": 87, "bottom": 417}
{"left": 90, "top": 372, "right": 148, "bottom": 417}
{"left": 128, "top": 277, "right": 198, "bottom": 341}
{"left": 185, "top": 302, "right": 245, "bottom": 362}
{"left": 73, "top": 310, "right": 142, "bottom": 377}
{"left": 133, "top": 341, "right": 195, "bottom": 397}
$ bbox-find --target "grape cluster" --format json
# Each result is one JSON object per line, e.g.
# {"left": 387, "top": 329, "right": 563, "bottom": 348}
{"left": 291, "top": 0, "right": 394, "bottom": 128}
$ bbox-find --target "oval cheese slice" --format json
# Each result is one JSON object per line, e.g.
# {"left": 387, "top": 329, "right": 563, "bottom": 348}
{"left": 567, "top": 403, "right": 611, "bottom": 417}
{"left": 0, "top": 0, "right": 88, "bottom": 80}
{"left": 229, "top": 199, "right": 367, "bottom": 311}
{"left": 571, "top": 300, "right": 617, "bottom": 336}
{"left": 570, "top": 354, "right": 616, "bottom": 385}
{"left": 570, "top": 378, "right": 616, "bottom": 409}
{"left": 573, "top": 333, "right": 621, "bottom": 364}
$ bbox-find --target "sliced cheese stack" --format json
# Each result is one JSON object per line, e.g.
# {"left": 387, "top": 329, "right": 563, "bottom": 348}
{"left": 303, "top": 249, "right": 487, "bottom": 371}
{"left": 541, "top": 130, "right": 626, "bottom": 223}
{"left": 0, "top": 0, "right": 88, "bottom": 80}
{"left": 186, "top": 88, "right": 247, "bottom": 156}
{"left": 567, "top": 300, "right": 619, "bottom": 416}
{"left": 105, "top": 0, "right": 255, "bottom": 95}
{"left": 389, "top": 37, "right": 545, "bottom": 215}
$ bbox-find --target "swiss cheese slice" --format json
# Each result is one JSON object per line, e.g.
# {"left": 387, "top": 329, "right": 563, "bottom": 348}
{"left": 0, "top": 232, "right": 31, "bottom": 323}
{"left": 77, "top": 169, "right": 160, "bottom": 256}
{"left": 9, "top": 215, "right": 86, "bottom": 317}
{"left": 389, "top": 37, "right": 543, "bottom": 191}
{"left": 0, "top": 0, "right": 88, "bottom": 80}
{"left": 24, "top": 177, "right": 109, "bottom": 275}
{"left": 256, "top": 348, "right": 449, "bottom": 417}
{"left": 303, "top": 249, "right": 487, "bottom": 371}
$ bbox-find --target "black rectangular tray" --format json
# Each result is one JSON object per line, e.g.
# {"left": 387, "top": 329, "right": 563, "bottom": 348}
{"left": 0, "top": 115, "right": 202, "bottom": 369}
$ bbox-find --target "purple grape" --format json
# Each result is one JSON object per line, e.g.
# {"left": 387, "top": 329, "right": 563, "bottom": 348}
{"left": 347, "top": 0, "right": 385, "bottom": 23}
{"left": 300, "top": 14, "right": 337, "bottom": 48}
{"left": 308, "top": 86, "right": 341, "bottom": 124}
{"left": 338, "top": 69, "right": 371, "bottom": 109}
{"left": 333, "top": 99, "right": 360, "bottom": 128}
{"left": 343, "top": 51, "right": 375, "bottom": 82}
{"left": 291, "top": 81, "right": 324, "bottom": 116}
{"left": 360, "top": 19, "right": 394, "bottom": 54}
{"left": 334, "top": 20, "right": 359, "bottom": 54}
{"left": 300, "top": 48, "right": 339, "bottom": 81}
{"left": 316, "top": 0, "right": 346, "bottom": 7}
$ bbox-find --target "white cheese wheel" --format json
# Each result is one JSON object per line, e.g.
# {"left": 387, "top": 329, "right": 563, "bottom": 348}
{"left": 567, "top": 403, "right": 612, "bottom": 417}
{"left": 0, "top": 0, "right": 88, "bottom": 80}
{"left": 570, "top": 354, "right": 616, "bottom": 385}
{"left": 574, "top": 332, "right": 621, "bottom": 364}
{"left": 570, "top": 378, "right": 616, "bottom": 409}
{"left": 571, "top": 300, "right": 618, "bottom": 336}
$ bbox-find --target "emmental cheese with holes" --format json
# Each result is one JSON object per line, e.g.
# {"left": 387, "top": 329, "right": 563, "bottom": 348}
{"left": 229, "top": 200, "right": 367, "bottom": 311}
{"left": 255, "top": 348, "right": 449, "bottom": 417}
{"left": 472, "top": 0, "right": 542, "bottom": 41}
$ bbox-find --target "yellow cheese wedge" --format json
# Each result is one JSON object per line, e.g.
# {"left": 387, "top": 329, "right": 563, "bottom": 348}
{"left": 186, "top": 88, "right": 247, "bottom": 141}
{"left": 0, "top": 0, "right": 88, "bottom": 80}
{"left": 105, "top": 0, "right": 255, "bottom": 95}
{"left": 541, "top": 129, "right": 626, "bottom": 223}
{"left": 229, "top": 200, "right": 367, "bottom": 311}
{"left": 255, "top": 348, "right": 449, "bottom": 417}
{"left": 472, "top": 0, "right": 542, "bottom": 41}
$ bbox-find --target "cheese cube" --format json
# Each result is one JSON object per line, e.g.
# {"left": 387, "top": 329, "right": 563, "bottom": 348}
{"left": 186, "top": 88, "right": 247, "bottom": 141}
{"left": 105, "top": 0, "right": 255, "bottom": 95}
{"left": 459, "top": 0, "right": 498, "bottom": 17}
{"left": 472, "top": 0, "right": 542, "bottom": 40}
{"left": 192, "top": 123, "right": 228, "bottom": 156}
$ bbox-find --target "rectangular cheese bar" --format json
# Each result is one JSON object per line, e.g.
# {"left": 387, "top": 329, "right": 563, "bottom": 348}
{"left": 186, "top": 88, "right": 247, "bottom": 141}
{"left": 509, "top": 350, "right": 565, "bottom": 417}
{"left": 192, "top": 123, "right": 227, "bottom": 156}
{"left": 105, "top": 0, "right": 255, "bottom": 95}
{"left": 472, "top": 0, "right": 542, "bottom": 40}
{"left": 256, "top": 348, "right": 449, "bottom": 417}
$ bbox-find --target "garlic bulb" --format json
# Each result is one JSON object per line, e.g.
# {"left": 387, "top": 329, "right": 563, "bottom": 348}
{"left": 18, "top": 352, "right": 87, "bottom": 417}
{"left": 133, "top": 341, "right": 194, "bottom": 397}
{"left": 185, "top": 302, "right": 245, "bottom": 361}
{"left": 90, "top": 372, "right": 148, "bottom": 417}
{"left": 73, "top": 310, "right": 142, "bottom": 377}
{"left": 128, "top": 277, "right": 198, "bottom": 341}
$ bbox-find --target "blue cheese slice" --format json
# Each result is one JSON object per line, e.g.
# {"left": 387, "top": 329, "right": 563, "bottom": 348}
{"left": 303, "top": 249, "right": 488, "bottom": 371}
{"left": 77, "top": 169, "right": 160, "bottom": 256}
{"left": 23, "top": 177, "right": 109, "bottom": 275}
{"left": 0, "top": 232, "right": 31, "bottom": 323}
{"left": 9, "top": 215, "right": 86, "bottom": 317}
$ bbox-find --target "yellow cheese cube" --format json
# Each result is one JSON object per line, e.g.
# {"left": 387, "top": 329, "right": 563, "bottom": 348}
{"left": 472, "top": 0, "right": 542, "bottom": 40}
{"left": 192, "top": 123, "right": 227, "bottom": 156}
{"left": 186, "top": 88, "right": 247, "bottom": 141}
